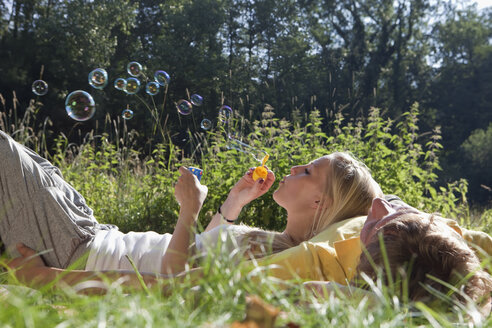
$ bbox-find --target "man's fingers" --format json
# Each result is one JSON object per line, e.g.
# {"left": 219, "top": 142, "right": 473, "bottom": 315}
{"left": 17, "top": 243, "right": 36, "bottom": 257}
{"left": 16, "top": 242, "right": 29, "bottom": 254}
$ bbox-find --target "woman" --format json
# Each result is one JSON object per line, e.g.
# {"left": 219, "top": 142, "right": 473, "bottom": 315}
{"left": 9, "top": 198, "right": 492, "bottom": 317}
{"left": 0, "top": 130, "right": 382, "bottom": 277}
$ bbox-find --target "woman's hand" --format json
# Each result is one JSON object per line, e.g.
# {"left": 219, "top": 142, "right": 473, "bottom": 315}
{"left": 217, "top": 168, "right": 275, "bottom": 222}
{"left": 174, "top": 166, "right": 208, "bottom": 215}
{"left": 228, "top": 167, "right": 275, "bottom": 207}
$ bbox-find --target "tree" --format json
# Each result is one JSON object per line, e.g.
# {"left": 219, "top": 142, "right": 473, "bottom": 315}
{"left": 429, "top": 5, "right": 492, "bottom": 203}
{"left": 461, "top": 124, "right": 492, "bottom": 204}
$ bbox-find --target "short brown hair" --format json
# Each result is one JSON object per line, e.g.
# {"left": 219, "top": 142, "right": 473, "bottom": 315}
{"left": 357, "top": 214, "right": 492, "bottom": 310}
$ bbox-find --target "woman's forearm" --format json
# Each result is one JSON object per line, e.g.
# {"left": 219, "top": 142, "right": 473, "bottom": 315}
{"left": 205, "top": 197, "right": 242, "bottom": 232}
{"left": 160, "top": 207, "right": 200, "bottom": 275}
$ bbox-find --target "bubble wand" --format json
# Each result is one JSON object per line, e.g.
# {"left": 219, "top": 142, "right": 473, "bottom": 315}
{"left": 227, "top": 136, "right": 270, "bottom": 181}
{"left": 252, "top": 153, "right": 269, "bottom": 181}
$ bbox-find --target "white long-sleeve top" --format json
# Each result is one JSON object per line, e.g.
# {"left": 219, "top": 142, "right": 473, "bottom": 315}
{"left": 85, "top": 224, "right": 252, "bottom": 274}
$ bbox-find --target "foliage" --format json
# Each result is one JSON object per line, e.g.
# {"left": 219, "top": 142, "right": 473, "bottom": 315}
{"left": 0, "top": 91, "right": 52, "bottom": 157}
{"left": 460, "top": 123, "right": 492, "bottom": 204}
{"left": 43, "top": 102, "right": 473, "bottom": 234}
{"left": 462, "top": 123, "right": 492, "bottom": 169}
{"left": 0, "top": 0, "right": 491, "bottom": 204}
{"left": 429, "top": 5, "right": 492, "bottom": 205}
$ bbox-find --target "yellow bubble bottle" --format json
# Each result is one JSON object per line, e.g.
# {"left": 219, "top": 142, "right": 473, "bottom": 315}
{"left": 252, "top": 154, "right": 269, "bottom": 181}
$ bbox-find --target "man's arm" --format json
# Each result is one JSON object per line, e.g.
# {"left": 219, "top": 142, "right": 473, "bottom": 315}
{"left": 7, "top": 243, "right": 203, "bottom": 295}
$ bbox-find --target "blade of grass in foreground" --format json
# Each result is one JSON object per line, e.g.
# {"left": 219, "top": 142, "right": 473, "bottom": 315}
{"left": 125, "top": 254, "right": 151, "bottom": 295}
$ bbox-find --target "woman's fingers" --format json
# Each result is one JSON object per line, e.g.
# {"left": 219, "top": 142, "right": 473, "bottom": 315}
{"left": 258, "top": 170, "right": 275, "bottom": 191}
{"left": 175, "top": 166, "right": 208, "bottom": 209}
{"left": 178, "top": 166, "right": 190, "bottom": 175}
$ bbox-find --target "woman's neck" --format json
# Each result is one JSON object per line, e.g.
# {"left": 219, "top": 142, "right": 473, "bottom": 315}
{"left": 282, "top": 211, "right": 315, "bottom": 244}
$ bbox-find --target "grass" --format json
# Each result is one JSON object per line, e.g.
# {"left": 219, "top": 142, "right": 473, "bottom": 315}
{"left": 1, "top": 246, "right": 490, "bottom": 327}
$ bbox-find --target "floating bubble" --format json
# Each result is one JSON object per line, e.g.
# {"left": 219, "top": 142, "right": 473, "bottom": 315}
{"left": 88, "top": 68, "right": 108, "bottom": 90}
{"left": 65, "top": 90, "right": 96, "bottom": 121}
{"left": 176, "top": 99, "right": 192, "bottom": 115}
{"left": 219, "top": 105, "right": 232, "bottom": 122}
{"left": 145, "top": 81, "right": 160, "bottom": 96}
{"left": 125, "top": 78, "right": 141, "bottom": 94}
{"left": 114, "top": 78, "right": 127, "bottom": 91}
{"left": 122, "top": 109, "right": 134, "bottom": 120}
{"left": 154, "top": 70, "right": 170, "bottom": 86}
{"left": 127, "top": 62, "right": 142, "bottom": 77}
{"left": 32, "top": 80, "right": 48, "bottom": 96}
{"left": 226, "top": 135, "right": 267, "bottom": 163}
{"left": 200, "top": 118, "right": 212, "bottom": 130}
{"left": 190, "top": 94, "right": 203, "bottom": 106}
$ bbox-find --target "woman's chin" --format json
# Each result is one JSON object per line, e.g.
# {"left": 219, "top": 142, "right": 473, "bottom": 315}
{"left": 272, "top": 191, "right": 281, "bottom": 205}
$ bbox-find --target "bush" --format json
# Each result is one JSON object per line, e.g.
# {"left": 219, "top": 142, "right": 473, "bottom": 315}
{"left": 46, "top": 102, "right": 470, "bottom": 233}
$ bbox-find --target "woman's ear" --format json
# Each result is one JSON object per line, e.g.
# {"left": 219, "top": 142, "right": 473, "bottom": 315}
{"left": 314, "top": 197, "right": 332, "bottom": 209}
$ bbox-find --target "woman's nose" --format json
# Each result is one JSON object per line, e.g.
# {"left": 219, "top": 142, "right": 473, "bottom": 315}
{"left": 290, "top": 165, "right": 303, "bottom": 175}
{"left": 290, "top": 166, "right": 298, "bottom": 175}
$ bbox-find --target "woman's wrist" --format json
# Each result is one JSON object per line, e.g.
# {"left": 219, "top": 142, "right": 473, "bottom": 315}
{"left": 218, "top": 198, "right": 242, "bottom": 223}
{"left": 179, "top": 201, "right": 203, "bottom": 218}
{"left": 218, "top": 205, "right": 236, "bottom": 223}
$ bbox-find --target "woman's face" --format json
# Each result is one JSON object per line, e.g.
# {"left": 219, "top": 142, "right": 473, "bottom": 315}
{"left": 273, "top": 156, "right": 331, "bottom": 213}
{"left": 360, "top": 198, "right": 421, "bottom": 245}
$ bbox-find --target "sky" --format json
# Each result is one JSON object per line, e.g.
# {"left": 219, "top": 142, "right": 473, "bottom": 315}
{"left": 474, "top": 0, "right": 492, "bottom": 9}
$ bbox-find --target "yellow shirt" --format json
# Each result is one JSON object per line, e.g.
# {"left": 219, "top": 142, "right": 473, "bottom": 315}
{"left": 251, "top": 216, "right": 492, "bottom": 284}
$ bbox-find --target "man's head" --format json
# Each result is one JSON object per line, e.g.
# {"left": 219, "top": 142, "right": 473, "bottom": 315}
{"left": 360, "top": 197, "right": 422, "bottom": 246}
{"left": 357, "top": 199, "right": 492, "bottom": 312}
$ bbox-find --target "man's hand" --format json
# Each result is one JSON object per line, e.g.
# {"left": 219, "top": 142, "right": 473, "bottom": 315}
{"left": 6, "top": 243, "right": 51, "bottom": 285}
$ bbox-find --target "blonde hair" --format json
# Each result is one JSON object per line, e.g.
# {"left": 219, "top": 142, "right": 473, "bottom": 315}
{"left": 357, "top": 214, "right": 492, "bottom": 310}
{"left": 311, "top": 152, "right": 383, "bottom": 236}
{"left": 244, "top": 152, "right": 383, "bottom": 258}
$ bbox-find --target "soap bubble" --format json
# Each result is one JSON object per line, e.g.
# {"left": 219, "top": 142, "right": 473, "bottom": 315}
{"left": 122, "top": 109, "right": 134, "bottom": 120}
{"left": 125, "top": 78, "right": 141, "bottom": 94}
{"left": 145, "top": 81, "right": 160, "bottom": 96}
{"left": 65, "top": 90, "right": 96, "bottom": 121}
{"left": 227, "top": 135, "right": 267, "bottom": 163}
{"left": 154, "top": 70, "right": 170, "bottom": 86}
{"left": 32, "top": 80, "right": 48, "bottom": 96}
{"left": 88, "top": 68, "right": 108, "bottom": 89}
{"left": 219, "top": 105, "right": 232, "bottom": 122}
{"left": 114, "top": 78, "right": 127, "bottom": 90}
{"left": 127, "top": 62, "right": 142, "bottom": 77}
{"left": 200, "top": 118, "right": 212, "bottom": 130}
{"left": 190, "top": 94, "right": 203, "bottom": 106}
{"left": 176, "top": 99, "right": 192, "bottom": 115}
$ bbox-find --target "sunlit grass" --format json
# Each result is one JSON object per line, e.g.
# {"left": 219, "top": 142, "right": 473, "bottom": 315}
{"left": 2, "top": 245, "right": 491, "bottom": 327}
